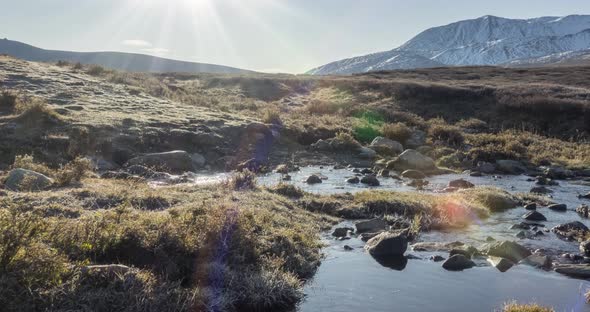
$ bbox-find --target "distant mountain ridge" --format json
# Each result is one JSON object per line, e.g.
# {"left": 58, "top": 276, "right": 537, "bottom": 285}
{"left": 308, "top": 15, "right": 590, "bottom": 75}
{"left": 0, "top": 39, "right": 254, "bottom": 74}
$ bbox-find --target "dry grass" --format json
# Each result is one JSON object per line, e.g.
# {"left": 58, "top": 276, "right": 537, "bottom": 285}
{"left": 502, "top": 302, "right": 554, "bottom": 312}
{"left": 381, "top": 122, "right": 412, "bottom": 143}
{"left": 12, "top": 155, "right": 92, "bottom": 187}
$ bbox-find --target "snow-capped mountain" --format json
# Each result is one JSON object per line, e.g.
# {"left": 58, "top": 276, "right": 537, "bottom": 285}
{"left": 308, "top": 15, "right": 590, "bottom": 75}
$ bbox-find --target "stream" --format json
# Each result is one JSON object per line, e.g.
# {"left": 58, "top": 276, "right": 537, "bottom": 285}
{"left": 256, "top": 166, "right": 590, "bottom": 312}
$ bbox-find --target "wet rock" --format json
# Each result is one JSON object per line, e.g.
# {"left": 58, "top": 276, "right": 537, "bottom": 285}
{"left": 535, "top": 231, "right": 545, "bottom": 236}
{"left": 486, "top": 236, "right": 495, "bottom": 242}
{"left": 548, "top": 204, "right": 567, "bottom": 212}
{"left": 391, "top": 149, "right": 436, "bottom": 171}
{"left": 401, "top": 170, "right": 426, "bottom": 179}
{"left": 360, "top": 232, "right": 382, "bottom": 242}
{"left": 530, "top": 186, "right": 552, "bottom": 194}
{"left": 360, "top": 175, "right": 380, "bottom": 187}
{"left": 306, "top": 175, "right": 323, "bottom": 184}
{"left": 355, "top": 219, "right": 388, "bottom": 233}
{"left": 536, "top": 176, "right": 559, "bottom": 186}
{"left": 282, "top": 175, "right": 292, "bottom": 181}
{"left": 516, "top": 231, "right": 527, "bottom": 239}
{"left": 523, "top": 211, "right": 547, "bottom": 222}
{"left": 511, "top": 223, "right": 531, "bottom": 230}
{"left": 469, "top": 171, "right": 483, "bottom": 177}
{"left": 343, "top": 245, "right": 354, "bottom": 251}
{"left": 552, "top": 221, "right": 589, "bottom": 240}
{"left": 346, "top": 176, "right": 360, "bottom": 184}
{"left": 126, "top": 150, "right": 194, "bottom": 174}
{"left": 519, "top": 254, "right": 551, "bottom": 269}
{"left": 360, "top": 168, "right": 374, "bottom": 175}
{"left": 544, "top": 166, "right": 574, "bottom": 180}
{"left": 411, "top": 241, "right": 465, "bottom": 252}
{"left": 378, "top": 169, "right": 390, "bottom": 178}
{"left": 576, "top": 205, "right": 589, "bottom": 218}
{"left": 524, "top": 203, "right": 537, "bottom": 210}
{"left": 450, "top": 249, "right": 472, "bottom": 258}
{"left": 5, "top": 168, "right": 53, "bottom": 192}
{"left": 332, "top": 227, "right": 353, "bottom": 238}
{"left": 475, "top": 161, "right": 496, "bottom": 174}
{"left": 431, "top": 255, "right": 445, "bottom": 262}
{"left": 365, "top": 232, "right": 408, "bottom": 257}
{"left": 482, "top": 240, "right": 531, "bottom": 263}
{"left": 554, "top": 264, "right": 590, "bottom": 278}
{"left": 496, "top": 160, "right": 526, "bottom": 174}
{"left": 448, "top": 179, "right": 474, "bottom": 189}
{"left": 370, "top": 137, "right": 404, "bottom": 156}
{"left": 442, "top": 254, "right": 475, "bottom": 271}
{"left": 488, "top": 256, "right": 515, "bottom": 272}
{"left": 579, "top": 193, "right": 590, "bottom": 200}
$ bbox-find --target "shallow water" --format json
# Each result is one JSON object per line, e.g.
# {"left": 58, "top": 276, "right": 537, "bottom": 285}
{"left": 257, "top": 166, "right": 590, "bottom": 311}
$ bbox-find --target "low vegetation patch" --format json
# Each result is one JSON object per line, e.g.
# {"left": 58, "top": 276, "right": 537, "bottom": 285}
{"left": 502, "top": 302, "right": 554, "bottom": 312}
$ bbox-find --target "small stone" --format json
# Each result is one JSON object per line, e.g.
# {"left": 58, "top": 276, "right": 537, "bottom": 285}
{"left": 360, "top": 175, "right": 380, "bottom": 187}
{"left": 524, "top": 203, "right": 537, "bottom": 210}
{"left": 488, "top": 256, "right": 515, "bottom": 272}
{"left": 346, "top": 176, "right": 360, "bottom": 184}
{"left": 343, "top": 245, "right": 354, "bottom": 251}
{"left": 448, "top": 179, "right": 475, "bottom": 189}
{"left": 332, "top": 227, "right": 352, "bottom": 238}
{"left": 431, "top": 255, "right": 445, "bottom": 262}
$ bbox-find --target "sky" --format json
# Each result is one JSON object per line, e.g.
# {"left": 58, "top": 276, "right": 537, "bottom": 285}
{"left": 1, "top": 0, "right": 589, "bottom": 73}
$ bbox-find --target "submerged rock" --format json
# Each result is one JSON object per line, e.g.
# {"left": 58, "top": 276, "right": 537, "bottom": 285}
{"left": 530, "top": 186, "right": 552, "bottom": 194}
{"left": 442, "top": 254, "right": 475, "bottom": 271}
{"left": 482, "top": 240, "right": 531, "bottom": 263}
{"left": 488, "top": 256, "right": 515, "bottom": 272}
{"left": 431, "top": 255, "right": 445, "bottom": 262}
{"left": 355, "top": 219, "right": 388, "bottom": 233}
{"left": 5, "top": 168, "right": 53, "bottom": 192}
{"left": 364, "top": 232, "right": 408, "bottom": 257}
{"left": 523, "top": 211, "right": 547, "bottom": 222}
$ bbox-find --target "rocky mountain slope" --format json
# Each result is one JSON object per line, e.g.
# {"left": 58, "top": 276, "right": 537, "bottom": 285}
{"left": 309, "top": 15, "right": 590, "bottom": 75}
{"left": 0, "top": 39, "right": 254, "bottom": 74}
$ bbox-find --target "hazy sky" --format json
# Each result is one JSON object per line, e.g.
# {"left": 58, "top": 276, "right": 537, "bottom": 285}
{"left": 1, "top": 0, "right": 589, "bottom": 73}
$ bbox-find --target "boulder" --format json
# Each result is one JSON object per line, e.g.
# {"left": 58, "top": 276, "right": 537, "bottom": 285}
{"left": 544, "top": 166, "right": 574, "bottom": 179}
{"left": 370, "top": 137, "right": 404, "bottom": 155}
{"left": 126, "top": 151, "right": 194, "bottom": 173}
{"left": 364, "top": 232, "right": 408, "bottom": 257}
{"left": 523, "top": 211, "right": 547, "bottom": 222}
{"left": 448, "top": 179, "right": 474, "bottom": 189}
{"left": 580, "top": 240, "right": 590, "bottom": 257}
{"left": 442, "top": 254, "right": 475, "bottom": 271}
{"left": 306, "top": 175, "right": 323, "bottom": 184}
{"left": 482, "top": 240, "right": 531, "bottom": 263}
{"left": 548, "top": 204, "right": 567, "bottom": 212}
{"left": 401, "top": 169, "right": 426, "bottom": 180}
{"left": 552, "top": 221, "right": 589, "bottom": 239}
{"left": 488, "top": 256, "right": 515, "bottom": 272}
{"left": 5, "top": 168, "right": 53, "bottom": 192}
{"left": 311, "top": 139, "right": 331, "bottom": 151}
{"left": 519, "top": 254, "right": 551, "bottom": 269}
{"left": 524, "top": 203, "right": 537, "bottom": 210}
{"left": 496, "top": 160, "right": 526, "bottom": 174}
{"left": 554, "top": 264, "right": 590, "bottom": 278}
{"left": 431, "top": 255, "right": 445, "bottom": 262}
{"left": 360, "top": 175, "right": 380, "bottom": 187}
{"left": 357, "top": 147, "right": 377, "bottom": 159}
{"left": 392, "top": 150, "right": 436, "bottom": 171}
{"left": 475, "top": 161, "right": 496, "bottom": 174}
{"left": 579, "top": 193, "right": 590, "bottom": 200}
{"left": 355, "top": 219, "right": 388, "bottom": 233}
{"left": 346, "top": 176, "right": 360, "bottom": 184}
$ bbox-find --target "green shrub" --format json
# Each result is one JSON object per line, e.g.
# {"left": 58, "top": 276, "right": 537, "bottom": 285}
{"left": 353, "top": 124, "right": 381, "bottom": 143}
